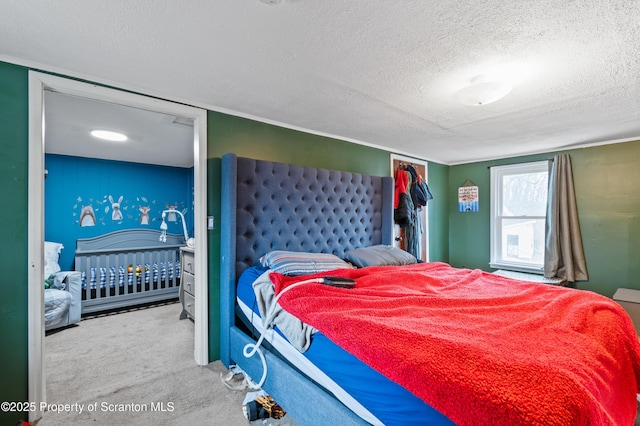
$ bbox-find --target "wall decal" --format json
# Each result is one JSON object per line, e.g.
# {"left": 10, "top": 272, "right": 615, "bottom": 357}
{"left": 139, "top": 206, "right": 150, "bottom": 225}
{"left": 165, "top": 204, "right": 178, "bottom": 221}
{"left": 80, "top": 205, "right": 96, "bottom": 226}
{"left": 109, "top": 195, "right": 124, "bottom": 220}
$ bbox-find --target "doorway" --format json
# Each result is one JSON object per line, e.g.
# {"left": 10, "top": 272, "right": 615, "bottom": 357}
{"left": 390, "top": 154, "right": 429, "bottom": 262}
{"left": 27, "top": 72, "right": 209, "bottom": 422}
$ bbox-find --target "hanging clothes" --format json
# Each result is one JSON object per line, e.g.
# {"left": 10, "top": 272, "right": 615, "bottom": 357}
{"left": 394, "top": 169, "right": 414, "bottom": 226}
{"left": 406, "top": 165, "right": 433, "bottom": 209}
{"left": 393, "top": 164, "right": 433, "bottom": 259}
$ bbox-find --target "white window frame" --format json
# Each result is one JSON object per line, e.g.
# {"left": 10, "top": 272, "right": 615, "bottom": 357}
{"left": 490, "top": 161, "right": 549, "bottom": 273}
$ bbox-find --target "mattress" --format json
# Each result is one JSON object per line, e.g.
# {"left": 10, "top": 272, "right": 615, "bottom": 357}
{"left": 80, "top": 261, "right": 180, "bottom": 289}
{"left": 236, "top": 266, "right": 453, "bottom": 426}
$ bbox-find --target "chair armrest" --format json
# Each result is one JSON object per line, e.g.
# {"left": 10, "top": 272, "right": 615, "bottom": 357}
{"left": 55, "top": 271, "right": 82, "bottom": 322}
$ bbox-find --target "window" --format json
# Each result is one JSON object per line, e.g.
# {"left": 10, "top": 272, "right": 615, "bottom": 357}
{"left": 490, "top": 161, "right": 549, "bottom": 273}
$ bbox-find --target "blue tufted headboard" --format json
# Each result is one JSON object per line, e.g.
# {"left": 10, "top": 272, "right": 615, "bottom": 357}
{"left": 221, "top": 153, "right": 394, "bottom": 281}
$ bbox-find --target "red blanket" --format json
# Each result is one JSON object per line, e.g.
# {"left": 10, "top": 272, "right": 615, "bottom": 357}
{"left": 271, "top": 262, "right": 640, "bottom": 426}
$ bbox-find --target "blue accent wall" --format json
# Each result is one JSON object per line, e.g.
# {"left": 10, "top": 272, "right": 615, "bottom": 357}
{"left": 45, "top": 154, "right": 194, "bottom": 271}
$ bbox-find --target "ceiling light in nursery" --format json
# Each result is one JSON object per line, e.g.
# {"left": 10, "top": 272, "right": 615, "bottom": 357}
{"left": 90, "top": 129, "right": 128, "bottom": 142}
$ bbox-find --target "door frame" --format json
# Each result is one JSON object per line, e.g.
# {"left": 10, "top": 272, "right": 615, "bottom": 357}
{"left": 390, "top": 153, "right": 429, "bottom": 262}
{"left": 27, "top": 71, "right": 209, "bottom": 421}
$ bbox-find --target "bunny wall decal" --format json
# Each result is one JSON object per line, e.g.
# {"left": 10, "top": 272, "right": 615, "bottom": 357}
{"left": 109, "top": 195, "right": 124, "bottom": 221}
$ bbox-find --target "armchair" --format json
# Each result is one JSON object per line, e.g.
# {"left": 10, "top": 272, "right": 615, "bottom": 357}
{"left": 45, "top": 271, "right": 82, "bottom": 331}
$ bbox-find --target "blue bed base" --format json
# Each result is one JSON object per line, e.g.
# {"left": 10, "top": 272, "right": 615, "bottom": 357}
{"left": 236, "top": 265, "right": 454, "bottom": 425}
{"left": 220, "top": 153, "right": 397, "bottom": 425}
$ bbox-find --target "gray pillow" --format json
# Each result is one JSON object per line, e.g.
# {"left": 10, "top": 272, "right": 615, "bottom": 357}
{"left": 345, "top": 245, "right": 417, "bottom": 268}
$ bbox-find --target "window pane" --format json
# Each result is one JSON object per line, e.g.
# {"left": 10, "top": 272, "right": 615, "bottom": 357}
{"left": 500, "top": 218, "right": 546, "bottom": 265}
{"left": 502, "top": 172, "right": 548, "bottom": 216}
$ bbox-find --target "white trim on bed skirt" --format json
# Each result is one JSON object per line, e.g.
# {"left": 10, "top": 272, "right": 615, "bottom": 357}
{"left": 236, "top": 299, "right": 383, "bottom": 426}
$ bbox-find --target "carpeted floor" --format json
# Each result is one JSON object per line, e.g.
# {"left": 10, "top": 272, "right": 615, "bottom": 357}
{"left": 38, "top": 301, "right": 297, "bottom": 426}
{"left": 38, "top": 300, "right": 640, "bottom": 425}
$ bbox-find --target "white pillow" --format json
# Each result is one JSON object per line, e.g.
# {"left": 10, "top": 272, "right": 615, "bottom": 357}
{"left": 44, "top": 241, "right": 64, "bottom": 279}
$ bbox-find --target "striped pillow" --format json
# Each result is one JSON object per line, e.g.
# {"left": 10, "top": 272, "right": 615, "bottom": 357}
{"left": 260, "top": 250, "right": 353, "bottom": 276}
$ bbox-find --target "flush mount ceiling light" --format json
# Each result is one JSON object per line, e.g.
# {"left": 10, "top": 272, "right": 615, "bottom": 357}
{"left": 90, "top": 129, "right": 128, "bottom": 142}
{"left": 259, "top": 0, "right": 283, "bottom": 4}
{"left": 454, "top": 75, "right": 512, "bottom": 106}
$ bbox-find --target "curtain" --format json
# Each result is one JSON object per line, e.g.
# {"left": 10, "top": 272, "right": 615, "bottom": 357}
{"left": 544, "top": 154, "right": 589, "bottom": 282}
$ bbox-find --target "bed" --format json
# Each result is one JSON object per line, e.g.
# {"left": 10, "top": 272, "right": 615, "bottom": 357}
{"left": 220, "top": 153, "right": 640, "bottom": 425}
{"left": 74, "top": 229, "right": 184, "bottom": 314}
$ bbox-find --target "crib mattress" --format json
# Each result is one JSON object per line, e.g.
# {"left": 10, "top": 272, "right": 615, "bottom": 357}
{"left": 81, "top": 261, "right": 180, "bottom": 289}
{"left": 236, "top": 266, "right": 453, "bottom": 426}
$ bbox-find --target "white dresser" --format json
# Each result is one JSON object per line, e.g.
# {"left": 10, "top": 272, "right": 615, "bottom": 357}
{"left": 179, "top": 246, "right": 195, "bottom": 320}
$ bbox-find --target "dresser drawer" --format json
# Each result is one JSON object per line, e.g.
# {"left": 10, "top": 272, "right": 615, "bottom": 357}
{"left": 182, "top": 251, "right": 195, "bottom": 274}
{"left": 181, "top": 290, "right": 195, "bottom": 319}
{"left": 182, "top": 271, "right": 195, "bottom": 296}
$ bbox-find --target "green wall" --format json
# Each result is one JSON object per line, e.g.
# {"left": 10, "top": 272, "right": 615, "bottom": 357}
{"left": 426, "top": 162, "right": 449, "bottom": 262}
{"left": 207, "top": 112, "right": 393, "bottom": 175}
{"left": 0, "top": 62, "right": 29, "bottom": 425}
{"left": 449, "top": 141, "right": 640, "bottom": 297}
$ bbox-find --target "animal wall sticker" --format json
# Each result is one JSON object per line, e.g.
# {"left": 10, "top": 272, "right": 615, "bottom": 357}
{"left": 74, "top": 194, "right": 188, "bottom": 228}
{"left": 80, "top": 205, "right": 96, "bottom": 227}
{"left": 109, "top": 195, "right": 124, "bottom": 220}
{"left": 165, "top": 204, "right": 178, "bottom": 221}
{"left": 139, "top": 206, "right": 150, "bottom": 225}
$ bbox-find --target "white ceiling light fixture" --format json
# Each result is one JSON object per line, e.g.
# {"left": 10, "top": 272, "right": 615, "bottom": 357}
{"left": 454, "top": 75, "right": 512, "bottom": 106}
{"left": 259, "top": 0, "right": 283, "bottom": 5}
{"left": 90, "top": 129, "right": 128, "bottom": 142}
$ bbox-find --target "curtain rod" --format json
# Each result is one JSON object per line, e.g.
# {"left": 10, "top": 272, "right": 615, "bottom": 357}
{"left": 486, "top": 158, "right": 553, "bottom": 169}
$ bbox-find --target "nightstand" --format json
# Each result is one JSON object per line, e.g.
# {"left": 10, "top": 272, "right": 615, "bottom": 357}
{"left": 179, "top": 246, "right": 195, "bottom": 320}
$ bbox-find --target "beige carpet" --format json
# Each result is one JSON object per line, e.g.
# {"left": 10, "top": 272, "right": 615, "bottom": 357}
{"left": 38, "top": 301, "right": 297, "bottom": 426}
{"left": 38, "top": 301, "right": 640, "bottom": 425}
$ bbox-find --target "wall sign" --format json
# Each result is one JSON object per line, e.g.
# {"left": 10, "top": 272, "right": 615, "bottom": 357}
{"left": 458, "top": 178, "right": 479, "bottom": 212}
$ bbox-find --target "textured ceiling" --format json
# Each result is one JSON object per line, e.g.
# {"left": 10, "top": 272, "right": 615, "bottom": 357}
{"left": 2, "top": 0, "right": 640, "bottom": 165}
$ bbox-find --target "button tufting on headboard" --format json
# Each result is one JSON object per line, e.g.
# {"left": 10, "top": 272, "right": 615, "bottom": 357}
{"left": 223, "top": 154, "right": 394, "bottom": 279}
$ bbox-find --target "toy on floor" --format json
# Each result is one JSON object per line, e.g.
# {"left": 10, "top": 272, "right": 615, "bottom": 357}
{"left": 243, "top": 395, "right": 286, "bottom": 421}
